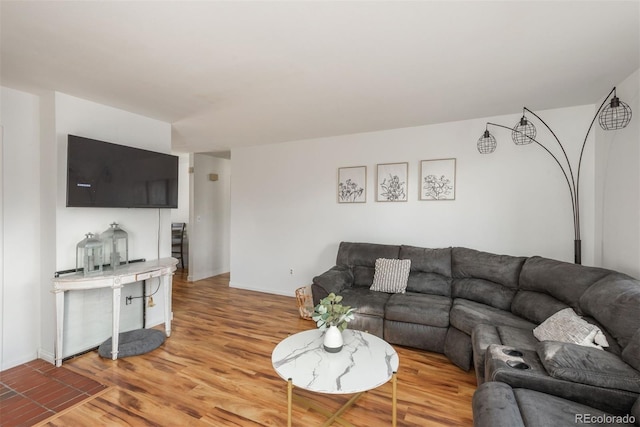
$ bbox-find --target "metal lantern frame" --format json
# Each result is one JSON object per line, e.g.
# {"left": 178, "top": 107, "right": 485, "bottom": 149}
{"left": 76, "top": 232, "right": 104, "bottom": 276}
{"left": 512, "top": 113, "right": 537, "bottom": 145}
{"left": 102, "top": 222, "right": 129, "bottom": 270}
{"left": 477, "top": 128, "right": 497, "bottom": 154}
{"left": 599, "top": 95, "right": 632, "bottom": 130}
{"left": 476, "top": 87, "right": 632, "bottom": 264}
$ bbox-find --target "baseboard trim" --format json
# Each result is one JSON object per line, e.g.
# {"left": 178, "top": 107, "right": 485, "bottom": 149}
{"left": 190, "top": 268, "right": 229, "bottom": 282}
{"left": 229, "top": 281, "right": 294, "bottom": 298}
{"left": 38, "top": 348, "right": 55, "bottom": 366}
{"left": 1, "top": 352, "right": 40, "bottom": 371}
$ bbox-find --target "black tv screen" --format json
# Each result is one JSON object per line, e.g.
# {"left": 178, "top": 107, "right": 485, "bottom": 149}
{"left": 66, "top": 135, "right": 178, "bottom": 208}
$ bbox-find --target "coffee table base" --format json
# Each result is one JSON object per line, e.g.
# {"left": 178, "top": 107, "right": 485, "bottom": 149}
{"left": 286, "top": 372, "right": 397, "bottom": 427}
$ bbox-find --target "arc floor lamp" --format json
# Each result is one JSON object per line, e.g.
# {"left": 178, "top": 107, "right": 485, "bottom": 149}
{"left": 477, "top": 87, "right": 632, "bottom": 264}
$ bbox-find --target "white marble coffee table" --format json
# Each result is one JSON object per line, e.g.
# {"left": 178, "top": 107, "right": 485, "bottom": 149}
{"left": 272, "top": 329, "right": 399, "bottom": 427}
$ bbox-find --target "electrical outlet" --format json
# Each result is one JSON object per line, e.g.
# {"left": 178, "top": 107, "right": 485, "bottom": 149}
{"left": 289, "top": 268, "right": 294, "bottom": 275}
{"left": 126, "top": 296, "right": 132, "bottom": 305}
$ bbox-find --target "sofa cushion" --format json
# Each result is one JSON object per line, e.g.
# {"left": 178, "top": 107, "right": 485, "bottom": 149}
{"left": 452, "top": 278, "right": 516, "bottom": 311}
{"left": 494, "top": 325, "right": 540, "bottom": 351}
{"left": 510, "top": 290, "right": 569, "bottom": 324}
{"left": 347, "top": 312, "right": 384, "bottom": 339}
{"left": 519, "top": 256, "right": 611, "bottom": 314}
{"left": 582, "top": 316, "right": 623, "bottom": 356}
{"left": 385, "top": 292, "right": 451, "bottom": 327}
{"left": 580, "top": 273, "right": 640, "bottom": 348}
{"left": 451, "top": 247, "right": 525, "bottom": 289}
{"left": 511, "top": 387, "right": 636, "bottom": 427}
{"left": 406, "top": 271, "right": 451, "bottom": 296}
{"left": 533, "top": 308, "right": 609, "bottom": 349}
{"left": 336, "top": 241, "right": 400, "bottom": 268}
{"left": 338, "top": 288, "right": 391, "bottom": 317}
{"left": 450, "top": 299, "right": 536, "bottom": 335}
{"left": 537, "top": 341, "right": 640, "bottom": 393}
{"left": 353, "top": 265, "right": 375, "bottom": 288}
{"left": 399, "top": 245, "right": 452, "bottom": 277}
{"left": 370, "top": 258, "right": 411, "bottom": 293}
{"left": 622, "top": 329, "right": 640, "bottom": 372}
{"left": 384, "top": 320, "right": 448, "bottom": 353}
{"left": 399, "top": 245, "right": 452, "bottom": 297}
{"left": 511, "top": 290, "right": 624, "bottom": 353}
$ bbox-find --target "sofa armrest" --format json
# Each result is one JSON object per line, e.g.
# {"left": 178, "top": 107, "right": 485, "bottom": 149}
{"left": 472, "top": 382, "right": 525, "bottom": 427}
{"left": 311, "top": 266, "right": 353, "bottom": 305}
{"left": 472, "top": 324, "right": 502, "bottom": 384}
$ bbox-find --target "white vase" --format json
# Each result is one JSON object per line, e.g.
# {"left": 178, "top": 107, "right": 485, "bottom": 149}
{"left": 323, "top": 325, "right": 344, "bottom": 353}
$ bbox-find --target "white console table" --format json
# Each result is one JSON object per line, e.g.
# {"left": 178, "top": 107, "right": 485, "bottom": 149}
{"left": 52, "top": 257, "right": 178, "bottom": 367}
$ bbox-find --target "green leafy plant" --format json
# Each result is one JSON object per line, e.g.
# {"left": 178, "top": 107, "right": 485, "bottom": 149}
{"left": 312, "top": 293, "right": 356, "bottom": 331}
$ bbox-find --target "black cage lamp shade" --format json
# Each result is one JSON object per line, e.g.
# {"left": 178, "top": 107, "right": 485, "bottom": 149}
{"left": 477, "top": 128, "right": 497, "bottom": 154}
{"left": 599, "top": 93, "right": 632, "bottom": 130}
{"left": 512, "top": 115, "right": 536, "bottom": 145}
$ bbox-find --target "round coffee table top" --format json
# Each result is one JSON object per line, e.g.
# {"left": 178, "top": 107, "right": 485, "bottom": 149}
{"left": 272, "top": 329, "right": 399, "bottom": 395}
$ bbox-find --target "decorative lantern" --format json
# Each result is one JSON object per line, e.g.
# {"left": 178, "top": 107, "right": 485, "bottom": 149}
{"left": 101, "top": 222, "right": 128, "bottom": 270}
{"left": 76, "top": 233, "right": 103, "bottom": 276}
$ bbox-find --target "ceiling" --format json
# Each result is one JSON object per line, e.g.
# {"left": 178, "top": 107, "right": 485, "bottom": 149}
{"left": 1, "top": 1, "right": 638, "bottom": 154}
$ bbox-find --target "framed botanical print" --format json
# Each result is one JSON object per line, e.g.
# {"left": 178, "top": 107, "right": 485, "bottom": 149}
{"left": 376, "top": 162, "right": 408, "bottom": 202}
{"left": 337, "top": 166, "right": 366, "bottom": 203}
{"left": 420, "top": 158, "right": 456, "bottom": 200}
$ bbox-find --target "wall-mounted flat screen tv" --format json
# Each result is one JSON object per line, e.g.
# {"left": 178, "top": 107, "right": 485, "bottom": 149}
{"left": 66, "top": 135, "right": 178, "bottom": 208}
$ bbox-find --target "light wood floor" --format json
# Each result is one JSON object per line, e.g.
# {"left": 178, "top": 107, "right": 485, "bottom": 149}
{"left": 41, "top": 272, "right": 477, "bottom": 426}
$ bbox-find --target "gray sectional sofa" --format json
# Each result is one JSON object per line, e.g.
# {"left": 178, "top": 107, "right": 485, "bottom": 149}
{"left": 311, "top": 242, "right": 640, "bottom": 426}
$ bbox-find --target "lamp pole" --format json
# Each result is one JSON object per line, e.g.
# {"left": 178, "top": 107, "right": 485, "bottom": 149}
{"left": 477, "top": 87, "right": 632, "bottom": 264}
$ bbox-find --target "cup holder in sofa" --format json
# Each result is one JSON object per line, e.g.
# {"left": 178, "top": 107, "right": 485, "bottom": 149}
{"left": 502, "top": 349, "right": 524, "bottom": 357}
{"left": 506, "top": 360, "right": 530, "bottom": 370}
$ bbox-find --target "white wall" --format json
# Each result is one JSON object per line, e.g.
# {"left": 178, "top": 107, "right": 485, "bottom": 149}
{"left": 230, "top": 105, "right": 598, "bottom": 296}
{"left": 39, "top": 92, "right": 57, "bottom": 364}
{"left": 54, "top": 93, "right": 173, "bottom": 269}
{"left": 0, "top": 114, "right": 3, "bottom": 371}
{"left": 1, "top": 89, "right": 174, "bottom": 369}
{"left": 0, "top": 123, "right": 2, "bottom": 370}
{"left": 1, "top": 87, "right": 42, "bottom": 369}
{"left": 171, "top": 153, "right": 190, "bottom": 223}
{"left": 45, "top": 93, "right": 173, "bottom": 359}
{"left": 188, "top": 154, "right": 231, "bottom": 281}
{"left": 596, "top": 70, "right": 640, "bottom": 278}
{"left": 170, "top": 152, "right": 191, "bottom": 269}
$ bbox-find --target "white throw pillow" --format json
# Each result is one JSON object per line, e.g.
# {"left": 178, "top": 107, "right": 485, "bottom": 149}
{"left": 370, "top": 258, "right": 411, "bottom": 294}
{"left": 533, "top": 308, "right": 609, "bottom": 350}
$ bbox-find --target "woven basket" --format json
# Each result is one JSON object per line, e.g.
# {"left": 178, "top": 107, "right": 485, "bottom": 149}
{"left": 295, "top": 286, "right": 314, "bottom": 320}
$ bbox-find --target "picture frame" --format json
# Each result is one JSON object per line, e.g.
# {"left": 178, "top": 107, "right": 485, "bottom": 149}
{"left": 337, "top": 166, "right": 367, "bottom": 203}
{"left": 376, "top": 162, "right": 408, "bottom": 202}
{"left": 419, "top": 158, "right": 456, "bottom": 200}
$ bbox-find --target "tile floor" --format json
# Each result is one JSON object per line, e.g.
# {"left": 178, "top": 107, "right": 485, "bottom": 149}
{"left": 0, "top": 359, "right": 108, "bottom": 426}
